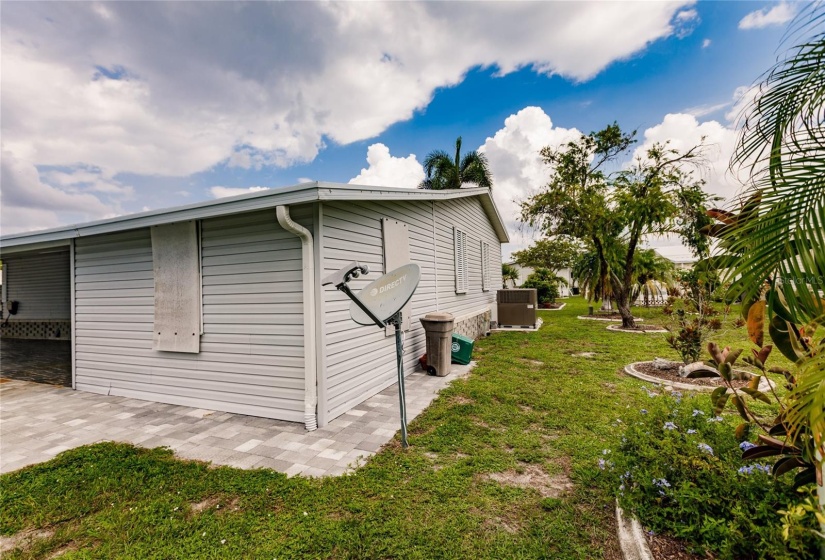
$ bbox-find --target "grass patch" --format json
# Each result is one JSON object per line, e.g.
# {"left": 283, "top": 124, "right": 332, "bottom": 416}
{"left": 0, "top": 298, "right": 786, "bottom": 559}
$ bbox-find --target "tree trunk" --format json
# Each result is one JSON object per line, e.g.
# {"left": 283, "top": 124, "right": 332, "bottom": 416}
{"left": 617, "top": 227, "right": 640, "bottom": 329}
{"left": 592, "top": 236, "right": 613, "bottom": 312}
{"left": 614, "top": 287, "right": 636, "bottom": 329}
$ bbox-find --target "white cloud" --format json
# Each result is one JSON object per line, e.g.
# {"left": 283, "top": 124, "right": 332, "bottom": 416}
{"left": 631, "top": 113, "right": 741, "bottom": 203}
{"left": 673, "top": 8, "right": 700, "bottom": 38}
{"left": 348, "top": 144, "right": 424, "bottom": 188}
{"left": 479, "top": 107, "right": 582, "bottom": 259}
{"left": 683, "top": 101, "right": 729, "bottom": 118}
{"left": 725, "top": 85, "right": 760, "bottom": 124}
{"left": 208, "top": 186, "right": 269, "bottom": 199}
{"left": 739, "top": 2, "right": 796, "bottom": 30}
{"left": 702, "top": 38, "right": 712, "bottom": 48}
{"left": 42, "top": 167, "right": 134, "bottom": 196}
{"left": 1, "top": 1, "right": 695, "bottom": 184}
{"left": 0, "top": 152, "right": 117, "bottom": 234}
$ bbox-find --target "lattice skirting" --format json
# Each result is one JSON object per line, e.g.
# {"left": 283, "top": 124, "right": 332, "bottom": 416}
{"left": 0, "top": 320, "right": 71, "bottom": 340}
{"left": 453, "top": 309, "right": 491, "bottom": 340}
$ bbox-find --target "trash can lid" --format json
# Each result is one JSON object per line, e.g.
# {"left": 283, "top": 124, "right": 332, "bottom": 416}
{"left": 422, "top": 311, "right": 454, "bottom": 321}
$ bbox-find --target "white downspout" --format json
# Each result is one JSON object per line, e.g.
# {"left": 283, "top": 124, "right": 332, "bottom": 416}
{"left": 276, "top": 206, "right": 317, "bottom": 431}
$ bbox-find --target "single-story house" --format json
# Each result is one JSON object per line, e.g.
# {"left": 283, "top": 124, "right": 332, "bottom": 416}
{"left": 653, "top": 246, "right": 697, "bottom": 271}
{"left": 0, "top": 183, "right": 507, "bottom": 430}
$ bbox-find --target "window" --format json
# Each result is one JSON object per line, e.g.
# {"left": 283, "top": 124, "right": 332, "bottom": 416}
{"left": 481, "top": 241, "right": 490, "bottom": 292}
{"left": 454, "top": 227, "right": 468, "bottom": 294}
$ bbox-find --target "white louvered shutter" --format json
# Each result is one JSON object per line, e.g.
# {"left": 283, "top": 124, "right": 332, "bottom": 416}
{"left": 454, "top": 228, "right": 467, "bottom": 294}
{"left": 481, "top": 241, "right": 490, "bottom": 292}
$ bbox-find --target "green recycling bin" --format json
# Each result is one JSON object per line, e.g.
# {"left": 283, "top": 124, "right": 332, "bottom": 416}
{"left": 451, "top": 333, "right": 474, "bottom": 365}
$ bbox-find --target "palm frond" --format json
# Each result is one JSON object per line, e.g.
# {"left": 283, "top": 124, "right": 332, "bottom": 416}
{"left": 726, "top": 27, "right": 825, "bottom": 326}
{"left": 785, "top": 347, "right": 825, "bottom": 451}
{"left": 419, "top": 137, "right": 493, "bottom": 190}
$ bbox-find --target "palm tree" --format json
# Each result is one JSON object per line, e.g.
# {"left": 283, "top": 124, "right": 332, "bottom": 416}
{"left": 419, "top": 137, "right": 493, "bottom": 190}
{"left": 571, "top": 242, "right": 623, "bottom": 310}
{"left": 630, "top": 249, "right": 676, "bottom": 307}
{"left": 501, "top": 263, "right": 520, "bottom": 288}
{"left": 725, "top": 5, "right": 824, "bottom": 536}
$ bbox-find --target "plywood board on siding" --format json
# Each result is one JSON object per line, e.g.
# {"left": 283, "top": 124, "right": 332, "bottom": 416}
{"left": 151, "top": 221, "right": 201, "bottom": 353}
{"left": 382, "top": 218, "right": 411, "bottom": 333}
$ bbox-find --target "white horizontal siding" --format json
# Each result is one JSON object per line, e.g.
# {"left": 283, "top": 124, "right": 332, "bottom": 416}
{"left": 3, "top": 250, "right": 70, "bottom": 320}
{"left": 73, "top": 207, "right": 312, "bottom": 421}
{"left": 320, "top": 196, "right": 501, "bottom": 422}
{"left": 433, "top": 197, "right": 501, "bottom": 318}
{"left": 321, "top": 201, "right": 431, "bottom": 421}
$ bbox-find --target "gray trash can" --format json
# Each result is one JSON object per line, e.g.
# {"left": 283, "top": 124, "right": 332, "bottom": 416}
{"left": 419, "top": 312, "right": 455, "bottom": 377}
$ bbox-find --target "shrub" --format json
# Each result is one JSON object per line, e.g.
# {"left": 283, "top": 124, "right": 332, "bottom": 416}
{"left": 664, "top": 279, "right": 722, "bottom": 364}
{"left": 601, "top": 392, "right": 820, "bottom": 559}
{"left": 522, "top": 268, "right": 564, "bottom": 304}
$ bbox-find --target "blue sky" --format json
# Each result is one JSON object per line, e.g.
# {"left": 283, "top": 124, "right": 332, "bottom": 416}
{"left": 0, "top": 1, "right": 804, "bottom": 256}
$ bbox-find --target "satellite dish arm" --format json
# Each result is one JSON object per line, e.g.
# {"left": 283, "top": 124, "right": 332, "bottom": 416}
{"left": 321, "top": 261, "right": 369, "bottom": 288}
{"left": 338, "top": 283, "right": 385, "bottom": 328}
{"left": 322, "top": 261, "right": 384, "bottom": 328}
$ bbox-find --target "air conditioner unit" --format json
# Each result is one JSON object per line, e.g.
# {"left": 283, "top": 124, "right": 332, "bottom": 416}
{"left": 497, "top": 289, "right": 537, "bottom": 328}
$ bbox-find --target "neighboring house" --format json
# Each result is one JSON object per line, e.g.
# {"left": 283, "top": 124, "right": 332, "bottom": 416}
{"left": 654, "top": 246, "right": 697, "bottom": 271}
{"left": 504, "top": 263, "right": 574, "bottom": 297}
{"left": 0, "top": 183, "right": 508, "bottom": 430}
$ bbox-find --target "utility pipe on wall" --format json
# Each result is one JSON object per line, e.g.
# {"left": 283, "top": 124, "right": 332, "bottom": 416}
{"left": 276, "top": 206, "right": 318, "bottom": 431}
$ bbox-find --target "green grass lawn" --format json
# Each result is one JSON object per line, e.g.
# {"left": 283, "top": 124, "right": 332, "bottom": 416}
{"left": 0, "top": 297, "right": 785, "bottom": 559}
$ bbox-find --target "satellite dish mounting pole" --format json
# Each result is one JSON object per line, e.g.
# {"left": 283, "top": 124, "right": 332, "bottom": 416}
{"left": 322, "top": 261, "right": 420, "bottom": 450}
{"left": 388, "top": 310, "right": 409, "bottom": 448}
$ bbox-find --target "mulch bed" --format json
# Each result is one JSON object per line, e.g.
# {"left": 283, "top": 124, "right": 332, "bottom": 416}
{"left": 645, "top": 531, "right": 708, "bottom": 560}
{"left": 634, "top": 361, "right": 750, "bottom": 389}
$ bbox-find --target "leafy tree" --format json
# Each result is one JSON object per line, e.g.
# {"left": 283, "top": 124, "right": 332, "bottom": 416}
{"left": 521, "top": 123, "right": 633, "bottom": 312}
{"left": 721, "top": 6, "right": 825, "bottom": 539}
{"left": 501, "top": 263, "right": 520, "bottom": 288}
{"left": 521, "top": 268, "right": 567, "bottom": 305}
{"left": 608, "top": 141, "right": 715, "bottom": 327}
{"left": 419, "top": 136, "right": 492, "bottom": 190}
{"left": 511, "top": 237, "right": 581, "bottom": 272}
{"left": 523, "top": 123, "right": 713, "bottom": 327}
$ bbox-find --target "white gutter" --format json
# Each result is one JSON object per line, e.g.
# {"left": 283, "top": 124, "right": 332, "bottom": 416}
{"left": 276, "top": 206, "right": 318, "bottom": 431}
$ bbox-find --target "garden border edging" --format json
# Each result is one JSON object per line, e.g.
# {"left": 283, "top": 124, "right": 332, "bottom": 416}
{"left": 615, "top": 500, "right": 654, "bottom": 560}
{"left": 624, "top": 362, "right": 716, "bottom": 393}
{"left": 624, "top": 362, "right": 775, "bottom": 394}
{"left": 607, "top": 325, "right": 667, "bottom": 334}
{"left": 577, "top": 316, "right": 644, "bottom": 322}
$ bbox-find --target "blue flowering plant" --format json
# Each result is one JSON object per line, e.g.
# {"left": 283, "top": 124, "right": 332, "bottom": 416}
{"left": 701, "top": 341, "right": 820, "bottom": 492}
{"left": 603, "top": 391, "right": 820, "bottom": 558}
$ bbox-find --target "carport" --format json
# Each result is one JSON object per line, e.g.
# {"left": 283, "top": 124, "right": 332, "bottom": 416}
{"left": 0, "top": 246, "right": 72, "bottom": 387}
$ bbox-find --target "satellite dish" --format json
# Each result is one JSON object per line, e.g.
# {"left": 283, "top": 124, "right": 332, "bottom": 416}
{"left": 349, "top": 263, "right": 421, "bottom": 326}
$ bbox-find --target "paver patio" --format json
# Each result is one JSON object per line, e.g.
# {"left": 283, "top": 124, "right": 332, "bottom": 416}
{"left": 0, "top": 339, "right": 72, "bottom": 387}
{"left": 0, "top": 363, "right": 472, "bottom": 477}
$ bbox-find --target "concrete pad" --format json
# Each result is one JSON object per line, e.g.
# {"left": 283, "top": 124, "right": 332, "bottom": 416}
{"left": 490, "top": 318, "right": 544, "bottom": 333}
{"left": 0, "top": 362, "right": 474, "bottom": 477}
